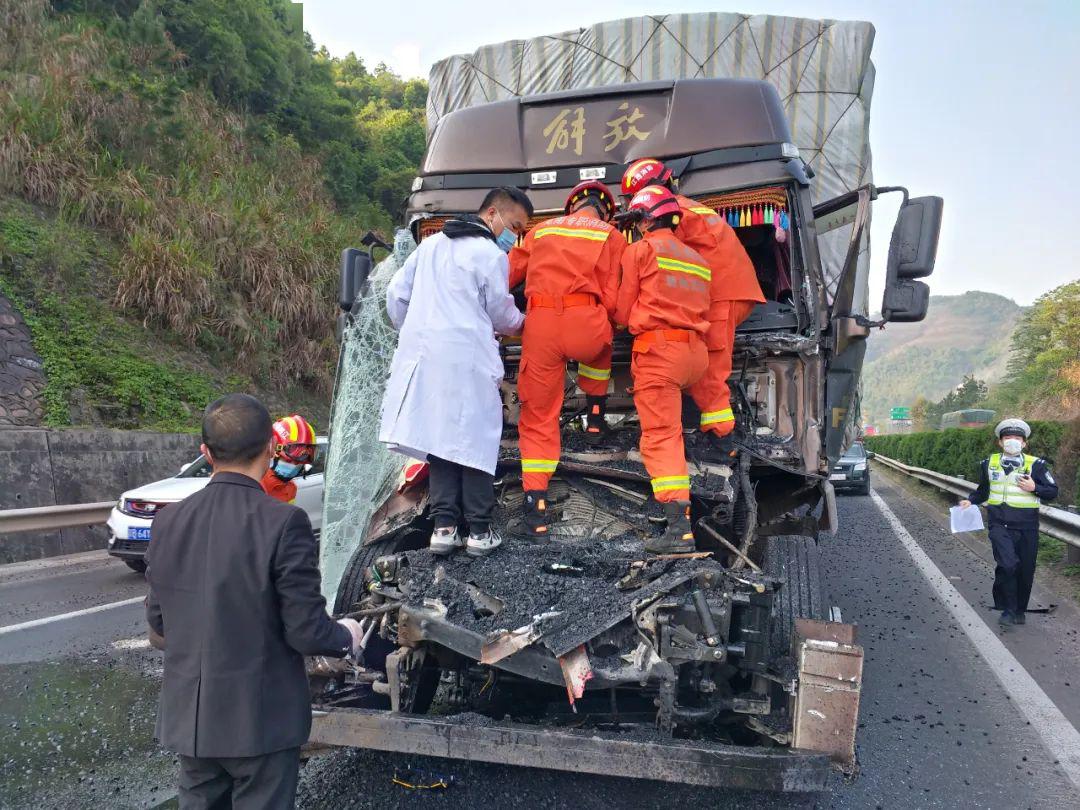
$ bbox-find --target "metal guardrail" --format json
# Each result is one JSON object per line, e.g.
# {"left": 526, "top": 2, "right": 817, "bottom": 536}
{"left": 0, "top": 502, "right": 114, "bottom": 534}
{"left": 872, "top": 454, "right": 1080, "bottom": 551}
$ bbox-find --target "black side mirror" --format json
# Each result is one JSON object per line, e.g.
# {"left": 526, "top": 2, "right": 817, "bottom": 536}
{"left": 338, "top": 248, "right": 373, "bottom": 313}
{"left": 882, "top": 195, "right": 943, "bottom": 322}
{"left": 866, "top": 451, "right": 876, "bottom": 460}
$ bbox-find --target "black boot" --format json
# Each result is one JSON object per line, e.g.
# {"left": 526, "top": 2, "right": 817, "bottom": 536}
{"left": 523, "top": 490, "right": 550, "bottom": 536}
{"left": 695, "top": 430, "right": 737, "bottom": 463}
{"left": 646, "top": 501, "right": 695, "bottom": 554}
{"left": 584, "top": 395, "right": 611, "bottom": 445}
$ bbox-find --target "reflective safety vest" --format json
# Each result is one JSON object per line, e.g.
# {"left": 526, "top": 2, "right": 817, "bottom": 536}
{"left": 986, "top": 453, "right": 1040, "bottom": 509}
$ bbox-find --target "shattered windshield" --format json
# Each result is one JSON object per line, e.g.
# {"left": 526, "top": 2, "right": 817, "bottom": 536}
{"left": 319, "top": 231, "right": 417, "bottom": 604}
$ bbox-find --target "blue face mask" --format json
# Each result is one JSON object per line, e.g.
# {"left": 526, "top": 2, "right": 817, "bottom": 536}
{"left": 274, "top": 461, "right": 304, "bottom": 480}
{"left": 494, "top": 209, "right": 517, "bottom": 253}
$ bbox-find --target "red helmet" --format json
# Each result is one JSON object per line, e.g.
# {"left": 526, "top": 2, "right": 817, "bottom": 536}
{"left": 564, "top": 180, "right": 616, "bottom": 220}
{"left": 272, "top": 414, "right": 317, "bottom": 464}
{"left": 627, "top": 185, "right": 682, "bottom": 220}
{"left": 621, "top": 158, "right": 672, "bottom": 197}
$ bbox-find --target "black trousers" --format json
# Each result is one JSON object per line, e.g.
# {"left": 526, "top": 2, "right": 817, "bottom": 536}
{"left": 428, "top": 455, "right": 494, "bottom": 534}
{"left": 178, "top": 747, "right": 300, "bottom": 810}
{"left": 989, "top": 522, "right": 1039, "bottom": 615}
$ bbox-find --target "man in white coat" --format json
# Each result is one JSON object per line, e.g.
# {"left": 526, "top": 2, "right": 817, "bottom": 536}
{"left": 380, "top": 187, "right": 533, "bottom": 557}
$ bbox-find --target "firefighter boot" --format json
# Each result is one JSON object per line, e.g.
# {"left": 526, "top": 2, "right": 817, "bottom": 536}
{"left": 647, "top": 501, "right": 695, "bottom": 554}
{"left": 695, "top": 430, "right": 738, "bottom": 464}
{"left": 523, "top": 490, "right": 550, "bottom": 536}
{"left": 584, "top": 395, "right": 611, "bottom": 446}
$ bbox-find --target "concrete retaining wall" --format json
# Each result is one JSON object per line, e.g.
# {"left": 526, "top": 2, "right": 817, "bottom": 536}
{"left": 0, "top": 293, "right": 46, "bottom": 427}
{"left": 0, "top": 428, "right": 200, "bottom": 563}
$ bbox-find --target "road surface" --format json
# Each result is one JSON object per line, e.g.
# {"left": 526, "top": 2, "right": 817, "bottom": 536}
{"left": 1, "top": 470, "right": 1078, "bottom": 808}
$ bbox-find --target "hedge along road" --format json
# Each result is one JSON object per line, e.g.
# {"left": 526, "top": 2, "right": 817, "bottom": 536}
{"left": 3, "top": 480, "right": 1080, "bottom": 808}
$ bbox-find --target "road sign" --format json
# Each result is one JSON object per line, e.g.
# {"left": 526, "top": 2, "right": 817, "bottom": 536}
{"left": 890, "top": 407, "right": 910, "bottom": 420}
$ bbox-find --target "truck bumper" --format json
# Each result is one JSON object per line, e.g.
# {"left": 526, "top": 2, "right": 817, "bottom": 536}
{"left": 307, "top": 708, "right": 831, "bottom": 792}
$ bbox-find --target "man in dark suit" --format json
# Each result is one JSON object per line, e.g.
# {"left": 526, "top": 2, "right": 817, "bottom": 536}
{"left": 146, "top": 394, "right": 363, "bottom": 809}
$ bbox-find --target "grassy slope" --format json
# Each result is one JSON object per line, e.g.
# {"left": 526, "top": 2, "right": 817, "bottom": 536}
{"left": 0, "top": 1, "right": 382, "bottom": 430}
{"left": 0, "top": 195, "right": 328, "bottom": 430}
{"left": 862, "top": 292, "right": 1022, "bottom": 424}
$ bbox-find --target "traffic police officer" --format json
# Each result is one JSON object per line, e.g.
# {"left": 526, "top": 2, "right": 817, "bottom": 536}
{"left": 959, "top": 418, "right": 1058, "bottom": 626}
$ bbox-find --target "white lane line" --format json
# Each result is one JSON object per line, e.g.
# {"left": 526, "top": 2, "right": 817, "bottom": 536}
{"left": 112, "top": 636, "right": 152, "bottom": 651}
{"left": 871, "top": 488, "right": 1080, "bottom": 790}
{"left": 0, "top": 596, "right": 144, "bottom": 636}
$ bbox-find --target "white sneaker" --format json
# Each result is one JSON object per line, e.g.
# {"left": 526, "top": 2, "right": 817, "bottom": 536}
{"left": 429, "top": 527, "right": 463, "bottom": 555}
{"left": 466, "top": 529, "right": 503, "bottom": 557}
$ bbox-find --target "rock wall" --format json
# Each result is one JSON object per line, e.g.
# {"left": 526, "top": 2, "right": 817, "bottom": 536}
{"left": 0, "top": 293, "right": 45, "bottom": 427}
{"left": 0, "top": 428, "right": 200, "bottom": 563}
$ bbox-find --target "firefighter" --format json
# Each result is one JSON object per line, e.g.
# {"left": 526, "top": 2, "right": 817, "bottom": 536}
{"left": 509, "top": 181, "right": 625, "bottom": 535}
{"left": 615, "top": 185, "right": 710, "bottom": 553}
{"left": 621, "top": 159, "right": 764, "bottom": 453}
{"left": 959, "top": 419, "right": 1058, "bottom": 627}
{"left": 261, "top": 414, "right": 317, "bottom": 503}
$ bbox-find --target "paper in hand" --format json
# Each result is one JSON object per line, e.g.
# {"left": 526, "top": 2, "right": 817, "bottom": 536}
{"left": 950, "top": 505, "right": 984, "bottom": 534}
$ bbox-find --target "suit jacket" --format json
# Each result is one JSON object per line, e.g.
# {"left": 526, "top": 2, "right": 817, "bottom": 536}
{"left": 146, "top": 471, "right": 351, "bottom": 758}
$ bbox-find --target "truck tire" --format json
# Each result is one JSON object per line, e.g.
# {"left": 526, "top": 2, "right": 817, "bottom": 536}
{"left": 333, "top": 529, "right": 427, "bottom": 615}
{"left": 763, "top": 534, "right": 825, "bottom": 658}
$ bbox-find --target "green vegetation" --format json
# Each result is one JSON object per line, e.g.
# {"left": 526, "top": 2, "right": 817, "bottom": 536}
{"left": 864, "top": 420, "right": 1079, "bottom": 507}
{"left": 0, "top": 0, "right": 428, "bottom": 427}
{"left": 862, "top": 292, "right": 1020, "bottom": 427}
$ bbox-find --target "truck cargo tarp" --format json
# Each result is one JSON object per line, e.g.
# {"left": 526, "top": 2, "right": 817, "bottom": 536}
{"left": 427, "top": 13, "right": 875, "bottom": 310}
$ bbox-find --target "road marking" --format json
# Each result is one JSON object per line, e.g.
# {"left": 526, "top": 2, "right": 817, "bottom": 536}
{"left": 871, "top": 488, "right": 1080, "bottom": 790}
{"left": 0, "top": 550, "right": 115, "bottom": 581}
{"left": 0, "top": 596, "right": 144, "bottom": 636}
{"left": 112, "top": 636, "right": 152, "bottom": 651}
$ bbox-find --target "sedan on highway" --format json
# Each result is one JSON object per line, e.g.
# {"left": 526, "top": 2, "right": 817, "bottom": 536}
{"left": 830, "top": 441, "right": 873, "bottom": 495}
{"left": 106, "top": 438, "right": 328, "bottom": 572}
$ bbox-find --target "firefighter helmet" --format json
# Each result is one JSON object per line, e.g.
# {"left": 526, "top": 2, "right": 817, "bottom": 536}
{"left": 994, "top": 418, "right": 1031, "bottom": 439}
{"left": 565, "top": 180, "right": 617, "bottom": 220}
{"left": 627, "top": 185, "right": 682, "bottom": 221}
{"left": 272, "top": 414, "right": 317, "bottom": 463}
{"left": 621, "top": 158, "right": 673, "bottom": 197}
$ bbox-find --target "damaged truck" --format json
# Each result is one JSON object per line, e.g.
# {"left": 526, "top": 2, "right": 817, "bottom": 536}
{"left": 309, "top": 13, "right": 942, "bottom": 792}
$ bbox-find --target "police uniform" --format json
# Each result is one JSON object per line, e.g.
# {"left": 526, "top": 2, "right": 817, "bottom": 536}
{"left": 966, "top": 452, "right": 1058, "bottom": 618}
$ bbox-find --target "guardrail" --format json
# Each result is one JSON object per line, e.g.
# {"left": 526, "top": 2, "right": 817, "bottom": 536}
{"left": 0, "top": 502, "right": 114, "bottom": 534}
{"left": 872, "top": 453, "right": 1080, "bottom": 555}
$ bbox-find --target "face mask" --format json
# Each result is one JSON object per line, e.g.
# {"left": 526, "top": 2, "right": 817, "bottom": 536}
{"left": 493, "top": 210, "right": 517, "bottom": 253}
{"left": 274, "top": 461, "right": 304, "bottom": 480}
{"left": 1002, "top": 438, "right": 1023, "bottom": 456}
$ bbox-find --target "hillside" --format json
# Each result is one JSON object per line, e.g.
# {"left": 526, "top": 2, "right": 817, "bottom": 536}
{"left": 861, "top": 292, "right": 1022, "bottom": 425}
{"left": 0, "top": 0, "right": 426, "bottom": 430}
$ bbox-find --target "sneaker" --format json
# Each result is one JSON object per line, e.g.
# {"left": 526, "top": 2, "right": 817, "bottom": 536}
{"left": 429, "top": 527, "right": 463, "bottom": 556}
{"left": 466, "top": 528, "right": 503, "bottom": 557}
{"left": 646, "top": 501, "right": 695, "bottom": 554}
{"left": 1014, "top": 611, "right": 1026, "bottom": 625}
{"left": 523, "top": 490, "right": 550, "bottom": 535}
{"left": 998, "top": 610, "right": 1014, "bottom": 628}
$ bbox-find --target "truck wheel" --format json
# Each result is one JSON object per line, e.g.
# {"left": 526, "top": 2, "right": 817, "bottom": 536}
{"left": 763, "top": 534, "right": 824, "bottom": 658}
{"left": 333, "top": 529, "right": 427, "bottom": 615}
{"left": 125, "top": 559, "right": 147, "bottom": 574}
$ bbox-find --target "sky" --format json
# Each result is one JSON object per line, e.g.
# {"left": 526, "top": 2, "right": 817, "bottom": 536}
{"left": 302, "top": 0, "right": 1080, "bottom": 307}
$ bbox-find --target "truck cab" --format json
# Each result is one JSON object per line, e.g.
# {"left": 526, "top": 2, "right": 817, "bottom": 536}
{"left": 315, "top": 77, "right": 941, "bottom": 786}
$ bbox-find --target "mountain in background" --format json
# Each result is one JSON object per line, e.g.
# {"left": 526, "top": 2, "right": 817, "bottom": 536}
{"left": 861, "top": 292, "right": 1023, "bottom": 426}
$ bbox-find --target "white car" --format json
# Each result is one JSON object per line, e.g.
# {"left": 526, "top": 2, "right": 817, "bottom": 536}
{"left": 106, "top": 438, "right": 328, "bottom": 572}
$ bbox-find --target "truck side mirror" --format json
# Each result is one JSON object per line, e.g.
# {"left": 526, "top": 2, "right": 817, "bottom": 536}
{"left": 882, "top": 196, "right": 943, "bottom": 322}
{"left": 339, "top": 248, "right": 373, "bottom": 313}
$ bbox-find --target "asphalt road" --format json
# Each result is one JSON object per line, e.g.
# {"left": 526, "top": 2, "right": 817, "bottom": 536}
{"left": 1, "top": 471, "right": 1078, "bottom": 808}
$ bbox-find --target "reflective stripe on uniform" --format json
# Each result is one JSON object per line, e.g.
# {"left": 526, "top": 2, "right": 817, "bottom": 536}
{"left": 986, "top": 453, "right": 1041, "bottom": 508}
{"left": 521, "top": 458, "right": 559, "bottom": 473}
{"left": 651, "top": 475, "right": 690, "bottom": 493}
{"left": 657, "top": 256, "right": 711, "bottom": 282}
{"left": 534, "top": 227, "right": 609, "bottom": 242}
{"left": 577, "top": 363, "right": 611, "bottom": 381}
{"left": 700, "top": 408, "right": 734, "bottom": 426}
{"left": 689, "top": 206, "right": 716, "bottom": 215}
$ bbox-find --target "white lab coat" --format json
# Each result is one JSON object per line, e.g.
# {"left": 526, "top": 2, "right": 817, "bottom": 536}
{"left": 379, "top": 230, "right": 524, "bottom": 474}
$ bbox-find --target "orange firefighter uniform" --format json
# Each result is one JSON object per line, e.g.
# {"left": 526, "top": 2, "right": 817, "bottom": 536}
{"left": 260, "top": 467, "right": 296, "bottom": 503}
{"left": 509, "top": 214, "right": 625, "bottom": 492}
{"left": 675, "top": 195, "right": 764, "bottom": 437}
{"left": 615, "top": 229, "right": 710, "bottom": 502}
